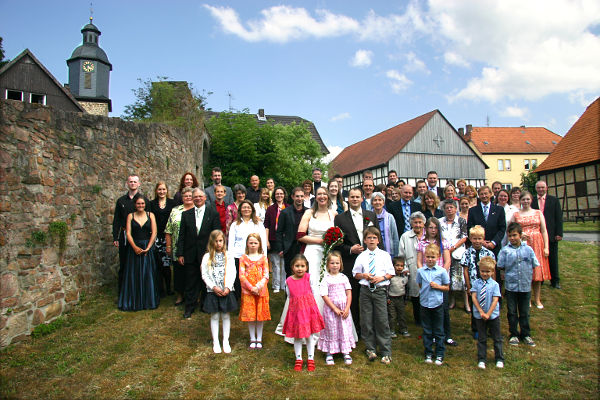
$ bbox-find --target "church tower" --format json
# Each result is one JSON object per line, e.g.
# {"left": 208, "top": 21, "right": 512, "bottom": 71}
{"left": 67, "top": 17, "right": 112, "bottom": 115}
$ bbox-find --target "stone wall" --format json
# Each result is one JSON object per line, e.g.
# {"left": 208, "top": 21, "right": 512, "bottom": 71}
{"left": 0, "top": 99, "right": 208, "bottom": 346}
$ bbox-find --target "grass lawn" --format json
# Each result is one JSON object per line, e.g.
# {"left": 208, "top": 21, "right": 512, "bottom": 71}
{"left": 1, "top": 241, "right": 598, "bottom": 399}
{"left": 563, "top": 221, "right": 600, "bottom": 232}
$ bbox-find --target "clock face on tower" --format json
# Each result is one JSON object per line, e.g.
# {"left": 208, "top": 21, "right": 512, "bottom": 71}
{"left": 82, "top": 61, "right": 95, "bottom": 72}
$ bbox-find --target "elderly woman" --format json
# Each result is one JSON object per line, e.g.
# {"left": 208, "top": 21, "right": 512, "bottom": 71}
{"left": 165, "top": 187, "right": 195, "bottom": 306}
{"left": 422, "top": 191, "right": 444, "bottom": 219}
{"left": 439, "top": 199, "right": 468, "bottom": 312}
{"left": 327, "top": 180, "right": 347, "bottom": 214}
{"left": 371, "top": 192, "right": 399, "bottom": 256}
{"left": 225, "top": 184, "right": 247, "bottom": 236}
{"left": 302, "top": 179, "right": 314, "bottom": 208}
{"left": 173, "top": 172, "right": 199, "bottom": 206}
{"left": 398, "top": 211, "right": 426, "bottom": 326}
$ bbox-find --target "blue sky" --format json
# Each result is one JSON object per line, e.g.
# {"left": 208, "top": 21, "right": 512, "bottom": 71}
{"left": 2, "top": 0, "right": 599, "bottom": 160}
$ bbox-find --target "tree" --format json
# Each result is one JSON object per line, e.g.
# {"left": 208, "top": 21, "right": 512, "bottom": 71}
{"left": 205, "top": 111, "right": 327, "bottom": 191}
{"left": 0, "top": 37, "right": 9, "bottom": 68}
{"left": 520, "top": 164, "right": 538, "bottom": 193}
{"left": 122, "top": 77, "right": 211, "bottom": 130}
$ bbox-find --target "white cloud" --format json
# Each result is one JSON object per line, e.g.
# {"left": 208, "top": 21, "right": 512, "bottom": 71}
{"left": 443, "top": 51, "right": 469, "bottom": 67}
{"left": 567, "top": 114, "right": 580, "bottom": 126}
{"left": 432, "top": 0, "right": 600, "bottom": 102}
{"left": 500, "top": 105, "right": 528, "bottom": 118}
{"left": 386, "top": 70, "right": 413, "bottom": 93}
{"left": 404, "top": 51, "right": 429, "bottom": 74}
{"left": 330, "top": 112, "right": 351, "bottom": 122}
{"left": 568, "top": 90, "right": 596, "bottom": 107}
{"left": 349, "top": 49, "right": 373, "bottom": 67}
{"left": 322, "top": 145, "right": 344, "bottom": 163}
{"left": 203, "top": 5, "right": 360, "bottom": 43}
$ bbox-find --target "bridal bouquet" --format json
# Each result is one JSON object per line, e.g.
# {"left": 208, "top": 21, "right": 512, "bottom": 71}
{"left": 319, "top": 226, "right": 344, "bottom": 282}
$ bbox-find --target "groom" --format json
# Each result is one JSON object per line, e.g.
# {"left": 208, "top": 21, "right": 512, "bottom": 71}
{"left": 334, "top": 187, "right": 380, "bottom": 333}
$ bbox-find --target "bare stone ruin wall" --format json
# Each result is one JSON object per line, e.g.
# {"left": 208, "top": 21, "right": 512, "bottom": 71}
{"left": 0, "top": 99, "right": 206, "bottom": 346}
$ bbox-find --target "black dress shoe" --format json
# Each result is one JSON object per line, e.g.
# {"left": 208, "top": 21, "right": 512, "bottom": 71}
{"left": 183, "top": 311, "right": 192, "bottom": 319}
{"left": 553, "top": 283, "right": 562, "bottom": 289}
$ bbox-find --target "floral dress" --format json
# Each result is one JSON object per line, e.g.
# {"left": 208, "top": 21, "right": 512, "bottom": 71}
{"left": 317, "top": 273, "right": 355, "bottom": 354}
{"left": 440, "top": 216, "right": 467, "bottom": 291}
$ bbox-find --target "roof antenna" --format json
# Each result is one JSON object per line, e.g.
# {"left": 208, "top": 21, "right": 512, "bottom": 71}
{"left": 90, "top": 2, "right": 94, "bottom": 23}
{"left": 227, "top": 91, "right": 234, "bottom": 112}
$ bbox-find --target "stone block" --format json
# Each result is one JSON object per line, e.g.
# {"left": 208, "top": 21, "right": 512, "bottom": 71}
{"left": 44, "top": 301, "right": 62, "bottom": 320}
{"left": 0, "top": 297, "right": 17, "bottom": 308}
{"left": 0, "top": 273, "right": 19, "bottom": 298}
{"left": 0, "top": 312, "right": 28, "bottom": 346}
{"left": 36, "top": 296, "right": 53, "bottom": 308}
{"left": 54, "top": 292, "right": 65, "bottom": 300}
{"left": 13, "top": 127, "right": 30, "bottom": 142}
{"left": 65, "top": 290, "right": 79, "bottom": 303}
{"left": 32, "top": 309, "right": 44, "bottom": 325}
{"left": 0, "top": 315, "right": 7, "bottom": 330}
{"left": 23, "top": 108, "right": 51, "bottom": 122}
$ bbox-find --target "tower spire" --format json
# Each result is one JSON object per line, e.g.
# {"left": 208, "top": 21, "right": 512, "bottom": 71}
{"left": 89, "top": 2, "right": 94, "bottom": 23}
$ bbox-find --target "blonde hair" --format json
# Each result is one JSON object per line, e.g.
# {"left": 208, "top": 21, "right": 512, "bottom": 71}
{"left": 258, "top": 187, "right": 271, "bottom": 209}
{"left": 205, "top": 230, "right": 227, "bottom": 273}
{"left": 424, "top": 243, "right": 440, "bottom": 257}
{"left": 326, "top": 250, "right": 344, "bottom": 272}
{"left": 478, "top": 256, "right": 496, "bottom": 271}
{"left": 469, "top": 225, "right": 485, "bottom": 238}
{"left": 245, "top": 233, "right": 263, "bottom": 255}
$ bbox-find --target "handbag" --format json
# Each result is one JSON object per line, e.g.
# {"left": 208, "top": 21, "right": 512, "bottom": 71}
{"left": 451, "top": 244, "right": 466, "bottom": 260}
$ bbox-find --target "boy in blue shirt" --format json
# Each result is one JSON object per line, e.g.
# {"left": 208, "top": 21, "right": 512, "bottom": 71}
{"left": 471, "top": 256, "right": 504, "bottom": 369}
{"left": 416, "top": 243, "right": 450, "bottom": 365}
{"left": 497, "top": 222, "right": 539, "bottom": 347}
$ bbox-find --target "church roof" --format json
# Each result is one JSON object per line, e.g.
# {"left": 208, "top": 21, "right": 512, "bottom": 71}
{"left": 332, "top": 110, "right": 438, "bottom": 176}
{"left": 536, "top": 97, "right": 600, "bottom": 173}
{"left": 0, "top": 48, "right": 85, "bottom": 112}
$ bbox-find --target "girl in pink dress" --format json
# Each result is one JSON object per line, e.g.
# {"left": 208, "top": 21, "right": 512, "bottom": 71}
{"left": 318, "top": 251, "right": 355, "bottom": 366}
{"left": 282, "top": 254, "right": 325, "bottom": 372}
{"left": 510, "top": 191, "right": 549, "bottom": 309}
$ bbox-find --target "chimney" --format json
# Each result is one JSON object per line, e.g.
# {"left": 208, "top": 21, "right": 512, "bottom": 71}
{"left": 466, "top": 124, "right": 472, "bottom": 134}
{"left": 257, "top": 108, "right": 266, "bottom": 121}
{"left": 463, "top": 124, "right": 472, "bottom": 141}
{"left": 458, "top": 127, "right": 464, "bottom": 135}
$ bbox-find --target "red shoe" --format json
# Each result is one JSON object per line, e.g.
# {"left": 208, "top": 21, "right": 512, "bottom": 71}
{"left": 307, "top": 359, "right": 315, "bottom": 371}
{"left": 294, "top": 359, "right": 303, "bottom": 371}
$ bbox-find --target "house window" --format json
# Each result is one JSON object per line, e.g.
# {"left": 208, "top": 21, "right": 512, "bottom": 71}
{"left": 505, "top": 159, "right": 511, "bottom": 171}
{"left": 524, "top": 159, "right": 538, "bottom": 170}
{"left": 497, "top": 159, "right": 504, "bottom": 171}
{"left": 6, "top": 90, "right": 23, "bottom": 101}
{"left": 502, "top": 183, "right": 513, "bottom": 190}
{"left": 30, "top": 93, "right": 46, "bottom": 105}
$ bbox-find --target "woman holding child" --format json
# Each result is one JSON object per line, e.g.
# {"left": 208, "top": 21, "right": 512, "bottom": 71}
{"left": 509, "top": 191, "right": 549, "bottom": 309}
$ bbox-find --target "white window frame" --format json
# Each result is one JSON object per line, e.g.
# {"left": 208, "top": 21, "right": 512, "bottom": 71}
{"left": 6, "top": 89, "right": 23, "bottom": 101}
{"left": 30, "top": 93, "right": 47, "bottom": 105}
{"left": 497, "top": 159, "right": 504, "bottom": 171}
{"left": 505, "top": 159, "right": 511, "bottom": 171}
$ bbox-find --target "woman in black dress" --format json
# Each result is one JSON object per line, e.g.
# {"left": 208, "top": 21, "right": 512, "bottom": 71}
{"left": 422, "top": 191, "right": 443, "bottom": 220}
{"left": 150, "top": 182, "right": 176, "bottom": 297}
{"left": 119, "top": 194, "right": 159, "bottom": 311}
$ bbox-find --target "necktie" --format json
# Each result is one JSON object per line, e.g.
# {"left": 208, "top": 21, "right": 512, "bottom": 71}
{"left": 196, "top": 208, "right": 202, "bottom": 233}
{"left": 403, "top": 202, "right": 411, "bottom": 232}
{"left": 475, "top": 250, "right": 481, "bottom": 279}
{"left": 369, "top": 251, "right": 376, "bottom": 275}
{"left": 483, "top": 204, "right": 489, "bottom": 221}
{"left": 479, "top": 280, "right": 487, "bottom": 306}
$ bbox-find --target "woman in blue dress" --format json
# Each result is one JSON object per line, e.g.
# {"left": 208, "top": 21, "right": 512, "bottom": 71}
{"left": 118, "top": 194, "right": 160, "bottom": 311}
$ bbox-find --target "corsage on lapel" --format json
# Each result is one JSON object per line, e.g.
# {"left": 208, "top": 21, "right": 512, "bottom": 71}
{"left": 364, "top": 216, "right": 374, "bottom": 228}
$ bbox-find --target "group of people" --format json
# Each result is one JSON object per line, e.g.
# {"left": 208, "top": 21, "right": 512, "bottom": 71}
{"left": 111, "top": 166, "right": 563, "bottom": 370}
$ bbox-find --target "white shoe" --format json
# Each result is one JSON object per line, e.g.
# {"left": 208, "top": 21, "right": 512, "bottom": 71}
{"left": 213, "top": 342, "right": 222, "bottom": 354}
{"left": 478, "top": 361, "right": 486, "bottom": 369}
{"left": 222, "top": 341, "right": 231, "bottom": 354}
{"left": 496, "top": 360, "right": 504, "bottom": 368}
{"left": 273, "top": 289, "right": 280, "bottom": 293}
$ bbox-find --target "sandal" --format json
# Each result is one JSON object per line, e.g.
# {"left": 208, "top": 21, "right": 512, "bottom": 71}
{"left": 249, "top": 341, "right": 257, "bottom": 349}
{"left": 255, "top": 341, "right": 263, "bottom": 349}
{"left": 325, "top": 354, "right": 334, "bottom": 365}
{"left": 307, "top": 359, "right": 315, "bottom": 371}
{"left": 343, "top": 354, "right": 353, "bottom": 365}
{"left": 294, "top": 359, "right": 303, "bottom": 371}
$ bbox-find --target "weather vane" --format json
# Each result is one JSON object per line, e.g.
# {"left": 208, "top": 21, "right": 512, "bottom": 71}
{"left": 90, "top": 2, "right": 94, "bottom": 22}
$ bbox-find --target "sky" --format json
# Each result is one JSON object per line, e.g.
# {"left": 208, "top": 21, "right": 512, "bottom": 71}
{"left": 2, "top": 0, "right": 599, "bottom": 162}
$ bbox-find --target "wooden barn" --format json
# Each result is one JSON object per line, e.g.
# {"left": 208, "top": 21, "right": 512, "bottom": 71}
{"left": 332, "top": 109, "right": 487, "bottom": 188}
{"left": 535, "top": 97, "right": 600, "bottom": 222}
{"left": 0, "top": 49, "right": 85, "bottom": 113}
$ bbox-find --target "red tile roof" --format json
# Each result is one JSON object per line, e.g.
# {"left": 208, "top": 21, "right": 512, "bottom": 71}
{"left": 332, "top": 110, "right": 437, "bottom": 176}
{"left": 468, "top": 126, "right": 561, "bottom": 154}
{"left": 536, "top": 97, "right": 600, "bottom": 173}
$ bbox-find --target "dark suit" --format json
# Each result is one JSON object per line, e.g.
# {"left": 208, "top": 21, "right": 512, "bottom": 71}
{"left": 334, "top": 208, "right": 380, "bottom": 331}
{"left": 532, "top": 195, "right": 563, "bottom": 285}
{"left": 429, "top": 187, "right": 444, "bottom": 198}
{"left": 387, "top": 200, "right": 422, "bottom": 236}
{"left": 176, "top": 206, "right": 221, "bottom": 314}
{"left": 467, "top": 202, "right": 506, "bottom": 257}
{"left": 275, "top": 205, "right": 308, "bottom": 276}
